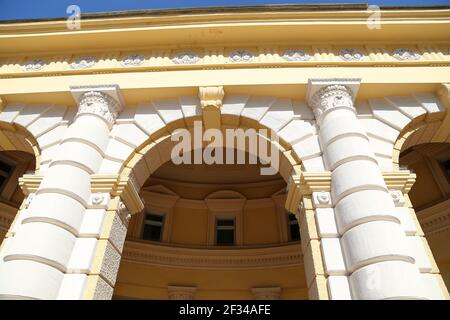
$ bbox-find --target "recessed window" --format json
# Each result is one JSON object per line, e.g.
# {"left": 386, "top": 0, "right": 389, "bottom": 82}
{"left": 288, "top": 213, "right": 301, "bottom": 242}
{"left": 216, "top": 217, "right": 235, "bottom": 246}
{"left": 0, "top": 159, "right": 14, "bottom": 192}
{"left": 142, "top": 213, "right": 164, "bottom": 242}
{"left": 439, "top": 158, "right": 450, "bottom": 184}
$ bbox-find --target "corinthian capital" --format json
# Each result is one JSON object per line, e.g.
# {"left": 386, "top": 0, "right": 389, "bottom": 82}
{"left": 70, "top": 85, "right": 124, "bottom": 128}
{"left": 306, "top": 79, "right": 360, "bottom": 125}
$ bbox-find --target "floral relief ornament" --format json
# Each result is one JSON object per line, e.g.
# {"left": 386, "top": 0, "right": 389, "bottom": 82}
{"left": 229, "top": 49, "right": 254, "bottom": 63}
{"left": 121, "top": 54, "right": 145, "bottom": 67}
{"left": 282, "top": 49, "right": 310, "bottom": 61}
{"left": 23, "top": 59, "right": 47, "bottom": 71}
{"left": 310, "top": 85, "right": 354, "bottom": 121}
{"left": 70, "top": 56, "right": 97, "bottom": 69}
{"left": 172, "top": 52, "right": 200, "bottom": 64}
{"left": 393, "top": 48, "right": 421, "bottom": 61}
{"left": 340, "top": 48, "right": 364, "bottom": 61}
{"left": 77, "top": 91, "right": 121, "bottom": 128}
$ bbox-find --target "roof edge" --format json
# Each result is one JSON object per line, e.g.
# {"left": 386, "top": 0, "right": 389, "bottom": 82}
{"left": 1, "top": 3, "right": 450, "bottom": 24}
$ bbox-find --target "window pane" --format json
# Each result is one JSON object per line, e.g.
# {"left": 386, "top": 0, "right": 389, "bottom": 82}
{"left": 217, "top": 229, "right": 234, "bottom": 246}
{"left": 288, "top": 213, "right": 301, "bottom": 241}
{"left": 146, "top": 213, "right": 163, "bottom": 222}
{"left": 289, "top": 224, "right": 301, "bottom": 241}
{"left": 143, "top": 224, "right": 162, "bottom": 241}
{"left": 217, "top": 219, "right": 234, "bottom": 227}
{"left": 0, "top": 161, "right": 13, "bottom": 175}
{"left": 440, "top": 159, "right": 450, "bottom": 183}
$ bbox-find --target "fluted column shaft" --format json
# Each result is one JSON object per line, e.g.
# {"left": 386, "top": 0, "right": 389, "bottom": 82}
{"left": 309, "top": 81, "right": 427, "bottom": 299}
{"left": 0, "top": 87, "right": 122, "bottom": 299}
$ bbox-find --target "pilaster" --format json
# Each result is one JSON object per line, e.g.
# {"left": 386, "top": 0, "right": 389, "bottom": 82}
{"left": 0, "top": 85, "right": 129, "bottom": 300}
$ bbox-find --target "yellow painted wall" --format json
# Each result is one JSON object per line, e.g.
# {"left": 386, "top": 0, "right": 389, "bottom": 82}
{"left": 170, "top": 206, "right": 209, "bottom": 246}
{"left": 409, "top": 161, "right": 444, "bottom": 209}
{"left": 426, "top": 229, "right": 450, "bottom": 287}
{"left": 243, "top": 204, "right": 280, "bottom": 245}
{"left": 114, "top": 261, "right": 307, "bottom": 300}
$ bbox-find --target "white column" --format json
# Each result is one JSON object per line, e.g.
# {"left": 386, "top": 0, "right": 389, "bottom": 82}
{"left": 0, "top": 85, "right": 123, "bottom": 299}
{"left": 307, "top": 79, "right": 428, "bottom": 299}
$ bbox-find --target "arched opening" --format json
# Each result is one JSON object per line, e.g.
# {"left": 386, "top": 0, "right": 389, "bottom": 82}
{"left": 0, "top": 120, "right": 39, "bottom": 244}
{"left": 112, "top": 121, "right": 308, "bottom": 299}
{"left": 399, "top": 133, "right": 450, "bottom": 289}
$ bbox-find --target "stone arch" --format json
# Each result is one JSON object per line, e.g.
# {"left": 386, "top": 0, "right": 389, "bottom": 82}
{"left": 102, "top": 93, "right": 322, "bottom": 178}
{"left": 0, "top": 121, "right": 40, "bottom": 171}
{"left": 394, "top": 117, "right": 449, "bottom": 166}
{"left": 355, "top": 91, "right": 446, "bottom": 171}
{"left": 119, "top": 121, "right": 300, "bottom": 191}
{"left": 111, "top": 100, "right": 310, "bottom": 300}
{"left": 0, "top": 103, "right": 75, "bottom": 173}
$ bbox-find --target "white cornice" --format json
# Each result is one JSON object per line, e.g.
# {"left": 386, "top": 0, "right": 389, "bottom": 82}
{"left": 417, "top": 198, "right": 450, "bottom": 235}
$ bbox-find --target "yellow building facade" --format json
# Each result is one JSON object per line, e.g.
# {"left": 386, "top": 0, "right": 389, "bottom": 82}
{"left": 0, "top": 4, "right": 449, "bottom": 300}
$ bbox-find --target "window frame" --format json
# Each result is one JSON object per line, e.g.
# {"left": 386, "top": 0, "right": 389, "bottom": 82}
{"left": 142, "top": 212, "right": 165, "bottom": 242}
{"left": 215, "top": 216, "right": 236, "bottom": 246}
{"left": 0, "top": 156, "right": 15, "bottom": 194}
{"left": 287, "top": 212, "right": 301, "bottom": 242}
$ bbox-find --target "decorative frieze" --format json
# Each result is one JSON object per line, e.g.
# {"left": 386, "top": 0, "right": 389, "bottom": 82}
{"left": 23, "top": 59, "right": 47, "bottom": 71}
{"left": 393, "top": 48, "right": 421, "bottom": 61}
{"left": 229, "top": 49, "right": 254, "bottom": 63}
{"left": 70, "top": 56, "right": 97, "bottom": 69}
{"left": 122, "top": 241, "right": 303, "bottom": 270}
{"left": 7, "top": 45, "right": 450, "bottom": 75}
{"left": 282, "top": 49, "right": 310, "bottom": 61}
{"left": 339, "top": 48, "right": 364, "bottom": 61}
{"left": 121, "top": 54, "right": 145, "bottom": 67}
{"left": 172, "top": 51, "right": 200, "bottom": 64}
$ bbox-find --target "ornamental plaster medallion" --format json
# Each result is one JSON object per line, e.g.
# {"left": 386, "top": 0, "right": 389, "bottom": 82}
{"left": 24, "top": 193, "right": 35, "bottom": 208}
{"left": 118, "top": 201, "right": 131, "bottom": 224}
{"left": 121, "top": 54, "right": 145, "bottom": 67}
{"left": 340, "top": 48, "right": 364, "bottom": 61}
{"left": 393, "top": 48, "right": 421, "bottom": 61}
{"left": 172, "top": 51, "right": 200, "bottom": 64}
{"left": 70, "top": 56, "right": 97, "bottom": 69}
{"left": 91, "top": 193, "right": 105, "bottom": 205}
{"left": 282, "top": 49, "right": 310, "bottom": 61}
{"left": 229, "top": 49, "right": 254, "bottom": 63}
{"left": 23, "top": 59, "right": 47, "bottom": 71}
{"left": 389, "top": 190, "right": 405, "bottom": 207}
{"left": 312, "top": 191, "right": 332, "bottom": 208}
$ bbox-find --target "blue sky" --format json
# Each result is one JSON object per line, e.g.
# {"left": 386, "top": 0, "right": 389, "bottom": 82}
{"left": 0, "top": 0, "right": 449, "bottom": 21}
